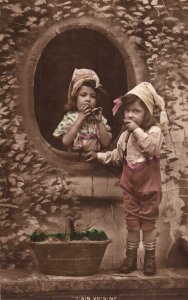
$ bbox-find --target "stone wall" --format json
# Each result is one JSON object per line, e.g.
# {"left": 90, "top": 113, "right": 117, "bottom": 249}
{"left": 0, "top": 0, "right": 188, "bottom": 270}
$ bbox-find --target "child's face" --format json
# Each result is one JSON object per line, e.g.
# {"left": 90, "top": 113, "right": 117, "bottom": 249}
{"left": 76, "top": 85, "right": 97, "bottom": 112}
{"left": 123, "top": 100, "right": 145, "bottom": 127}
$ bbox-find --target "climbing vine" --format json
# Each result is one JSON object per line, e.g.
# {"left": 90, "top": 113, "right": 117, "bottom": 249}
{"left": 0, "top": 0, "right": 188, "bottom": 268}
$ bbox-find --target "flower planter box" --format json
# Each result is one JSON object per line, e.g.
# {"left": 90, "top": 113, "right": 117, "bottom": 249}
{"left": 29, "top": 239, "right": 111, "bottom": 276}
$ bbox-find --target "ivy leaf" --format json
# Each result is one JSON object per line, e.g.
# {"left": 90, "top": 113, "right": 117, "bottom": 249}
{"left": 151, "top": 0, "right": 158, "bottom": 5}
{"left": 41, "top": 199, "right": 50, "bottom": 204}
{"left": 117, "top": 10, "right": 125, "bottom": 18}
{"left": 1, "top": 236, "right": 10, "bottom": 244}
{"left": 34, "top": 0, "right": 46, "bottom": 5}
{"left": 6, "top": 59, "right": 16, "bottom": 65}
{"left": 39, "top": 210, "right": 47, "bottom": 215}
{"left": 24, "top": 227, "right": 36, "bottom": 235}
{"left": 151, "top": 54, "right": 158, "bottom": 59}
{"left": 23, "top": 155, "right": 33, "bottom": 163}
{"left": 0, "top": 106, "right": 9, "bottom": 116}
{"left": 3, "top": 84, "right": 10, "bottom": 90}
{"left": 129, "top": 36, "right": 142, "bottom": 44}
{"left": 6, "top": 4, "right": 23, "bottom": 17}
{"left": 0, "top": 34, "right": 5, "bottom": 41}
{"left": 62, "top": 1, "right": 71, "bottom": 5}
{"left": 50, "top": 206, "right": 57, "bottom": 214}
{"left": 70, "top": 8, "right": 80, "bottom": 13}
{"left": 2, "top": 44, "right": 9, "bottom": 52}
{"left": 14, "top": 133, "right": 27, "bottom": 151}
{"left": 164, "top": 16, "right": 179, "bottom": 23}
{"left": 8, "top": 78, "right": 17, "bottom": 85}
{"left": 0, "top": 139, "right": 7, "bottom": 146}
{"left": 2, "top": 119, "right": 9, "bottom": 126}
{"left": 48, "top": 178, "right": 57, "bottom": 186}
{"left": 19, "top": 165, "right": 27, "bottom": 172}
{"left": 17, "top": 229, "right": 24, "bottom": 236}
{"left": 19, "top": 29, "right": 29, "bottom": 33}
{"left": 133, "top": 12, "right": 143, "bottom": 16}
{"left": 19, "top": 235, "right": 27, "bottom": 242}
{"left": 15, "top": 154, "right": 25, "bottom": 161}
{"left": 145, "top": 41, "right": 153, "bottom": 48}
{"left": 8, "top": 176, "right": 17, "bottom": 186}
{"left": 9, "top": 187, "right": 24, "bottom": 196}
{"left": 143, "top": 17, "right": 155, "bottom": 25}
{"left": 116, "top": 6, "right": 126, "bottom": 11}
{"left": 33, "top": 164, "right": 42, "bottom": 169}
{"left": 35, "top": 204, "right": 41, "bottom": 212}
{"left": 98, "top": 5, "right": 111, "bottom": 12}
{"left": 26, "top": 17, "right": 37, "bottom": 27}
{"left": 38, "top": 18, "right": 47, "bottom": 27}
{"left": 17, "top": 182, "right": 24, "bottom": 188}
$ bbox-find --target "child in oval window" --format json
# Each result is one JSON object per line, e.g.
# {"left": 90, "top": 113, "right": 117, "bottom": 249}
{"left": 53, "top": 68, "right": 112, "bottom": 152}
{"left": 85, "top": 82, "right": 169, "bottom": 276}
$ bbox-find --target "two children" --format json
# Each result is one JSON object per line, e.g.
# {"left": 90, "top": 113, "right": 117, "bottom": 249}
{"left": 85, "top": 82, "right": 168, "bottom": 276}
{"left": 54, "top": 71, "right": 168, "bottom": 275}
{"left": 53, "top": 68, "right": 111, "bottom": 152}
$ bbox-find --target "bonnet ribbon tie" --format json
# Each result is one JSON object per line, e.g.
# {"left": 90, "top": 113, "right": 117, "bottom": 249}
{"left": 112, "top": 97, "right": 122, "bottom": 116}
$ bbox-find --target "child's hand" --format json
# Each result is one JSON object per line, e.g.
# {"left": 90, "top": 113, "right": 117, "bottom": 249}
{"left": 92, "top": 107, "right": 103, "bottom": 123}
{"left": 84, "top": 151, "right": 98, "bottom": 162}
{"left": 78, "top": 105, "right": 92, "bottom": 121}
{"left": 123, "top": 119, "right": 138, "bottom": 132}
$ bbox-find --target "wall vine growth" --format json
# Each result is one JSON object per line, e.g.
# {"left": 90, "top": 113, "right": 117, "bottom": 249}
{"left": 0, "top": 0, "right": 188, "bottom": 269}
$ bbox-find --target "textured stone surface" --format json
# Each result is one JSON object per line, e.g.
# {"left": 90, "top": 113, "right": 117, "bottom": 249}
{"left": 1, "top": 0, "right": 188, "bottom": 276}
{"left": 1, "top": 269, "right": 188, "bottom": 300}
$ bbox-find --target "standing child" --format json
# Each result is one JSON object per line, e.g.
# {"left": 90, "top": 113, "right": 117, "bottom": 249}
{"left": 53, "top": 68, "right": 111, "bottom": 152}
{"left": 85, "top": 82, "right": 169, "bottom": 275}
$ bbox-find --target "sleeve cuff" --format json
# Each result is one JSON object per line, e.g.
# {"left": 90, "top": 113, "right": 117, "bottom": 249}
{"left": 97, "top": 152, "right": 103, "bottom": 161}
{"left": 97, "top": 152, "right": 107, "bottom": 163}
{"left": 133, "top": 127, "right": 148, "bottom": 140}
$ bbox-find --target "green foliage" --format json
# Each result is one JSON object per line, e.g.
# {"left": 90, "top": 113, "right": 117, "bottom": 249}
{"left": 0, "top": 0, "right": 187, "bottom": 268}
{"left": 70, "top": 231, "right": 86, "bottom": 240}
{"left": 86, "top": 228, "right": 108, "bottom": 241}
{"left": 30, "top": 231, "right": 48, "bottom": 242}
{"left": 29, "top": 228, "right": 108, "bottom": 242}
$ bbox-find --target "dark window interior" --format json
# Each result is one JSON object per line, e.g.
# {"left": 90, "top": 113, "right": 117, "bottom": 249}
{"left": 34, "top": 28, "right": 127, "bottom": 150}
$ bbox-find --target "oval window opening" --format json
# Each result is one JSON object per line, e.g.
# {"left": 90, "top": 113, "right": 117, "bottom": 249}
{"left": 34, "top": 28, "right": 127, "bottom": 151}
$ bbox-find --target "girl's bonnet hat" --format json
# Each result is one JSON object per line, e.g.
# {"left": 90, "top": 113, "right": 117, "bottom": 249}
{"left": 68, "top": 68, "right": 101, "bottom": 104}
{"left": 112, "top": 82, "right": 169, "bottom": 130}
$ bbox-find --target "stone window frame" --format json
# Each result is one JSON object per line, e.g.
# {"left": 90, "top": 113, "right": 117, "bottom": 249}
{"left": 21, "top": 16, "right": 148, "bottom": 175}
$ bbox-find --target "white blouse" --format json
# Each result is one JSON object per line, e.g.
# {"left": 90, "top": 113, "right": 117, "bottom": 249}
{"left": 97, "top": 126, "right": 163, "bottom": 166}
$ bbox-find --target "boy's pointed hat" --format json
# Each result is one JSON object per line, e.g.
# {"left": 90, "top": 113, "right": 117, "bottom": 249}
{"left": 113, "top": 82, "right": 169, "bottom": 130}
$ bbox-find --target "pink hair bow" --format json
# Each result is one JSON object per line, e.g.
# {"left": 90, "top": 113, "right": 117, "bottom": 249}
{"left": 112, "top": 97, "right": 122, "bottom": 116}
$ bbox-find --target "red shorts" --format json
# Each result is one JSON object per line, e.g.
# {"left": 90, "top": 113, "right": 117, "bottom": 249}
{"left": 120, "top": 159, "right": 162, "bottom": 231}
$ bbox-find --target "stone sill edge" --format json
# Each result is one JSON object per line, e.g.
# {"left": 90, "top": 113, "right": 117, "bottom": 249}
{"left": 1, "top": 269, "right": 188, "bottom": 293}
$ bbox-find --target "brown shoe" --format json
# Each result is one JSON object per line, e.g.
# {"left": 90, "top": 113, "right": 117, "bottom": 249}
{"left": 144, "top": 250, "right": 156, "bottom": 276}
{"left": 119, "top": 249, "right": 137, "bottom": 274}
